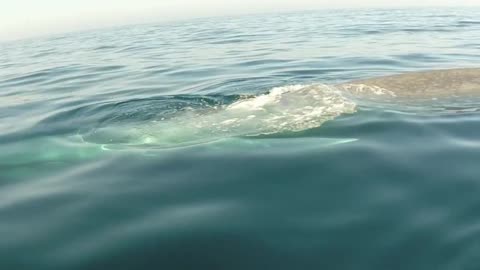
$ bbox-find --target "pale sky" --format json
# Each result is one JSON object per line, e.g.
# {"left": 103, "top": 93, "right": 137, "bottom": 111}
{"left": 0, "top": 0, "right": 478, "bottom": 41}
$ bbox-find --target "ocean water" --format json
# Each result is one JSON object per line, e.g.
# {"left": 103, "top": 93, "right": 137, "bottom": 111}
{"left": 1, "top": 7, "right": 480, "bottom": 269}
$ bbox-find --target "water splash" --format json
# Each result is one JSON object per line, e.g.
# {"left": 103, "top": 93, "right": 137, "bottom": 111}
{"left": 82, "top": 84, "right": 358, "bottom": 148}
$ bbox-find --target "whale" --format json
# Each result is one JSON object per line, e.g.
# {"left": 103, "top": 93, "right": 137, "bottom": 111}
{"left": 338, "top": 68, "right": 480, "bottom": 98}
{"left": 83, "top": 68, "right": 480, "bottom": 147}
{"left": 2, "top": 68, "right": 480, "bottom": 169}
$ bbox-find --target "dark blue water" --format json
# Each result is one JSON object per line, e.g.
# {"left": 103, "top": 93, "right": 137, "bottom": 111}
{"left": 1, "top": 8, "right": 480, "bottom": 270}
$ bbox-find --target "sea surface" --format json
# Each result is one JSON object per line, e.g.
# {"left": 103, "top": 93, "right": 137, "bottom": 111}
{"left": 1, "top": 7, "right": 480, "bottom": 270}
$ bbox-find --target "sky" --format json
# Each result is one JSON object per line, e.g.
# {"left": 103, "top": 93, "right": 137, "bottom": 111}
{"left": 0, "top": 0, "right": 479, "bottom": 41}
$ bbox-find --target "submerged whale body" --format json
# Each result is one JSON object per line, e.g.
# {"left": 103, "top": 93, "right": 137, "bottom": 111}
{"left": 80, "top": 68, "right": 480, "bottom": 149}
{"left": 4, "top": 67, "right": 478, "bottom": 167}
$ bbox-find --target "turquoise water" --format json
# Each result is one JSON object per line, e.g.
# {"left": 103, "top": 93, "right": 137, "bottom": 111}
{"left": 1, "top": 7, "right": 480, "bottom": 269}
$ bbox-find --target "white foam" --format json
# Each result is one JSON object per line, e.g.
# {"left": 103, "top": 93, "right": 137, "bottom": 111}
{"left": 207, "top": 84, "right": 357, "bottom": 134}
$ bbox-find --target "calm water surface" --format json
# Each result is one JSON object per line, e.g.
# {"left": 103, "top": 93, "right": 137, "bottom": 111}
{"left": 1, "top": 8, "right": 480, "bottom": 270}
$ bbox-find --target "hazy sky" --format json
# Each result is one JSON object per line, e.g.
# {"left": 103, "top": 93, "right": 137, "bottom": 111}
{"left": 1, "top": 0, "right": 478, "bottom": 41}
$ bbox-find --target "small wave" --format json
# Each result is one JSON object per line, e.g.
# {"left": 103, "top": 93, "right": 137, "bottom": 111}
{"left": 93, "top": 45, "right": 118, "bottom": 51}
{"left": 457, "top": 20, "right": 480, "bottom": 26}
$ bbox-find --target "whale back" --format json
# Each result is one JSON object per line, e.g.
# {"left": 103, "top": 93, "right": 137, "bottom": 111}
{"left": 339, "top": 68, "right": 480, "bottom": 98}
